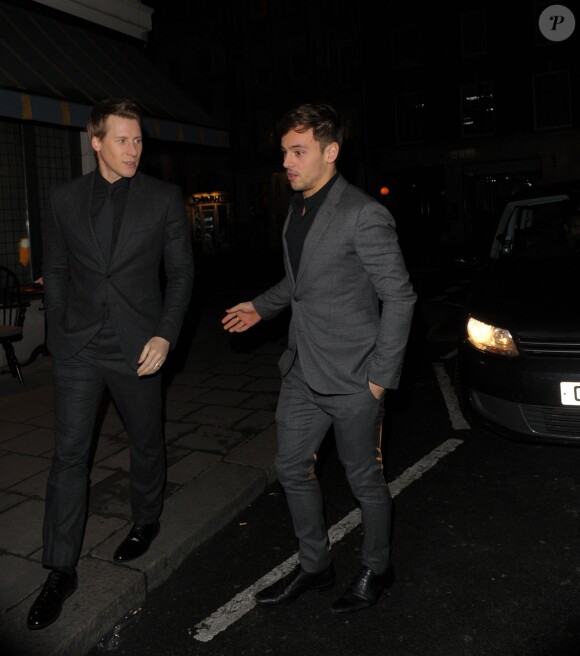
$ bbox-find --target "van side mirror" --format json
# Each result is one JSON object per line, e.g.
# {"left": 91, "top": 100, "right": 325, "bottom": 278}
{"left": 497, "top": 233, "right": 513, "bottom": 256}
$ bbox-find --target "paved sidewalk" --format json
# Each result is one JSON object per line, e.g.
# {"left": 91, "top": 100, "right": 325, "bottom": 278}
{"left": 0, "top": 279, "right": 287, "bottom": 656}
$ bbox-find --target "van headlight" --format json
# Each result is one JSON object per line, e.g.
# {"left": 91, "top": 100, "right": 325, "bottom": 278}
{"left": 466, "top": 317, "right": 519, "bottom": 357}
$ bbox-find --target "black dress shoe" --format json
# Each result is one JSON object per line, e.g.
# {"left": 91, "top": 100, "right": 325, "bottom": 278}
{"left": 113, "top": 520, "right": 160, "bottom": 562}
{"left": 331, "top": 565, "right": 394, "bottom": 615}
{"left": 255, "top": 563, "right": 335, "bottom": 607}
{"left": 27, "top": 569, "right": 78, "bottom": 630}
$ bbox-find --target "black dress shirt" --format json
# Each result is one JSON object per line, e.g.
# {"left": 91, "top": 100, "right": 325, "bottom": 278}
{"left": 91, "top": 172, "right": 131, "bottom": 257}
{"left": 286, "top": 173, "right": 338, "bottom": 279}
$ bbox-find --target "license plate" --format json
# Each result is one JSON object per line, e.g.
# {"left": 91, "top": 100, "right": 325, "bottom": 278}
{"left": 560, "top": 382, "right": 580, "bottom": 405}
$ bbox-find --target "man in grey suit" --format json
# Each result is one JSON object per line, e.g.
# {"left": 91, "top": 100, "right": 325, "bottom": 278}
{"left": 27, "top": 98, "right": 194, "bottom": 630}
{"left": 222, "top": 103, "right": 416, "bottom": 614}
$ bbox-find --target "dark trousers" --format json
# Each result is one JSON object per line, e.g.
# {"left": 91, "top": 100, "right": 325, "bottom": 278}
{"left": 274, "top": 356, "right": 391, "bottom": 574}
{"left": 42, "top": 319, "right": 165, "bottom": 569}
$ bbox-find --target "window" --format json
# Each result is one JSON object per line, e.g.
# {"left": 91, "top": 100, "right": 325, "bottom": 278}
{"left": 0, "top": 122, "right": 75, "bottom": 283}
{"left": 461, "top": 11, "right": 487, "bottom": 57}
{"left": 395, "top": 92, "right": 425, "bottom": 144}
{"left": 35, "top": 126, "right": 73, "bottom": 208}
{"left": 392, "top": 24, "right": 423, "bottom": 70}
{"left": 461, "top": 82, "right": 494, "bottom": 137}
{"left": 534, "top": 70, "right": 571, "bottom": 130}
{"left": 0, "top": 121, "right": 26, "bottom": 281}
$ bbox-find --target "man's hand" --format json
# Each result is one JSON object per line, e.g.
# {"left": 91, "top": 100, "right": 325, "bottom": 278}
{"left": 369, "top": 381, "right": 385, "bottom": 400}
{"left": 137, "top": 336, "right": 170, "bottom": 377}
{"left": 222, "top": 302, "right": 262, "bottom": 333}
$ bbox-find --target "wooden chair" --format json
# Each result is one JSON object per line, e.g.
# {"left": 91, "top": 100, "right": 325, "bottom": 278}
{"left": 0, "top": 266, "right": 27, "bottom": 386}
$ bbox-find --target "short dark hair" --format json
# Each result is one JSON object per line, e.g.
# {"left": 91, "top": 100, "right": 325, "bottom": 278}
{"left": 87, "top": 98, "right": 142, "bottom": 140}
{"left": 276, "top": 103, "right": 343, "bottom": 150}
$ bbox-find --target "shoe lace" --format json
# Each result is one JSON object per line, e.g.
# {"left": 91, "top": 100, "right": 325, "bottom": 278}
{"left": 351, "top": 567, "right": 373, "bottom": 591}
{"left": 44, "top": 570, "right": 68, "bottom": 591}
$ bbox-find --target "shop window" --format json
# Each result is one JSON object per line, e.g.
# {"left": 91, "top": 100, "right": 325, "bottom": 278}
{"left": 0, "top": 122, "right": 75, "bottom": 284}
{"left": 0, "top": 121, "right": 26, "bottom": 281}
{"left": 461, "top": 81, "right": 495, "bottom": 137}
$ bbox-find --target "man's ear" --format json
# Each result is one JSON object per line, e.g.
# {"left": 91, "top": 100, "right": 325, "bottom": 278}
{"left": 326, "top": 142, "right": 339, "bottom": 163}
{"left": 91, "top": 136, "right": 101, "bottom": 152}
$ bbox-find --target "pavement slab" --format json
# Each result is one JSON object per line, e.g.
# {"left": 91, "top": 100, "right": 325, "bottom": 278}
{"left": 0, "top": 296, "right": 282, "bottom": 655}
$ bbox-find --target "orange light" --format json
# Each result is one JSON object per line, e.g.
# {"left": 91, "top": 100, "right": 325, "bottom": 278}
{"left": 19, "top": 237, "right": 30, "bottom": 267}
{"left": 379, "top": 186, "right": 390, "bottom": 196}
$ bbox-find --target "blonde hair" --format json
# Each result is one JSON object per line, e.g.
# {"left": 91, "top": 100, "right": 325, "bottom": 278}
{"left": 87, "top": 98, "right": 142, "bottom": 140}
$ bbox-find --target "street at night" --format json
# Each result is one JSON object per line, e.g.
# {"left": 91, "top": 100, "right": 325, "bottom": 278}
{"left": 2, "top": 3, "right": 580, "bottom": 655}
{"left": 86, "top": 267, "right": 580, "bottom": 656}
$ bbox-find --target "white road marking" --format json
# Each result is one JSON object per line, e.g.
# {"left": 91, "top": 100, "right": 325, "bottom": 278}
{"left": 432, "top": 362, "right": 471, "bottom": 430}
{"left": 441, "top": 347, "right": 457, "bottom": 360}
{"left": 191, "top": 437, "right": 464, "bottom": 643}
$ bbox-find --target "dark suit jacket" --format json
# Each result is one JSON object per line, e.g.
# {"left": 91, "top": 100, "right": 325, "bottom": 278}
{"left": 42, "top": 170, "right": 194, "bottom": 369}
{"left": 252, "top": 174, "right": 416, "bottom": 395}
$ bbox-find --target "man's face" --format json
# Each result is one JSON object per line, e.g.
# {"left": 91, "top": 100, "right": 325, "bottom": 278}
{"left": 281, "top": 127, "right": 338, "bottom": 198}
{"left": 92, "top": 115, "right": 142, "bottom": 183}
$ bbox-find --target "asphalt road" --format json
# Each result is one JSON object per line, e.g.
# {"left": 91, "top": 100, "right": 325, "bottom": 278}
{"left": 85, "top": 263, "right": 580, "bottom": 656}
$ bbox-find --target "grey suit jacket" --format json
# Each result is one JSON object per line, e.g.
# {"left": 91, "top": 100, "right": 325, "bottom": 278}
{"left": 252, "top": 174, "right": 416, "bottom": 395}
{"left": 42, "top": 170, "right": 194, "bottom": 369}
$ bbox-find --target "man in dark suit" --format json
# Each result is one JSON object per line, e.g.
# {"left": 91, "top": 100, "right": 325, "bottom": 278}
{"left": 222, "top": 103, "right": 416, "bottom": 614}
{"left": 27, "top": 98, "right": 194, "bottom": 630}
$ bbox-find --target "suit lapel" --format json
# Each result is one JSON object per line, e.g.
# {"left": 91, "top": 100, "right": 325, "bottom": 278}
{"left": 282, "top": 206, "right": 295, "bottom": 286}
{"left": 294, "top": 175, "right": 346, "bottom": 288}
{"left": 110, "top": 172, "right": 147, "bottom": 263}
{"left": 78, "top": 171, "right": 101, "bottom": 259}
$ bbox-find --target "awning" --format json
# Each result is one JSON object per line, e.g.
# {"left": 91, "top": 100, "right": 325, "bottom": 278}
{"left": 0, "top": 1, "right": 229, "bottom": 148}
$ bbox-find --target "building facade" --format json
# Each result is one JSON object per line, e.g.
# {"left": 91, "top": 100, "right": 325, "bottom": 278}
{"left": 0, "top": 0, "right": 229, "bottom": 284}
{"left": 3, "top": 0, "right": 578, "bottom": 276}
{"left": 146, "top": 0, "right": 580, "bottom": 263}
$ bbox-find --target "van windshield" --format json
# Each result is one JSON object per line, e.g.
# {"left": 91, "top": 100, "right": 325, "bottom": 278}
{"left": 496, "top": 200, "right": 580, "bottom": 259}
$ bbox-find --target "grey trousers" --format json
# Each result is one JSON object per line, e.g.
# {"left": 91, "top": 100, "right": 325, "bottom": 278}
{"left": 42, "top": 319, "right": 165, "bottom": 569}
{"left": 275, "top": 356, "right": 392, "bottom": 574}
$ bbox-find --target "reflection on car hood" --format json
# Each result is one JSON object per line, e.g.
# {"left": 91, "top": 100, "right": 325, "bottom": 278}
{"left": 467, "top": 256, "right": 580, "bottom": 340}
